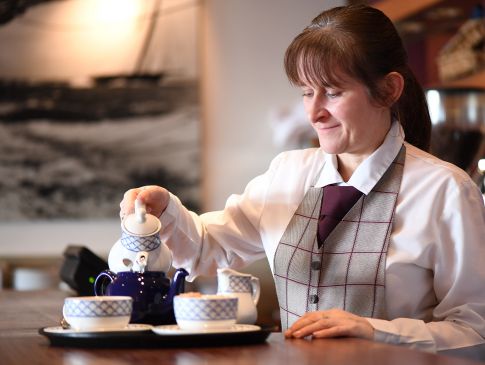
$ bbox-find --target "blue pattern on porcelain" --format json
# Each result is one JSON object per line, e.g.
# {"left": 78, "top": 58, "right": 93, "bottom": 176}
{"left": 120, "top": 231, "right": 161, "bottom": 252}
{"left": 227, "top": 275, "right": 253, "bottom": 293}
{"left": 63, "top": 297, "right": 132, "bottom": 318}
{"left": 174, "top": 296, "right": 238, "bottom": 321}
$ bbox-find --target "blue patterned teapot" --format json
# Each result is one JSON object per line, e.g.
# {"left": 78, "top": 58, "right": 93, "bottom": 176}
{"left": 94, "top": 268, "right": 188, "bottom": 325}
{"left": 96, "top": 198, "right": 187, "bottom": 325}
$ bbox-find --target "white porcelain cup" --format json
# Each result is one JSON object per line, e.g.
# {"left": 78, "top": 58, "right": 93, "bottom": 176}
{"left": 62, "top": 296, "right": 132, "bottom": 331}
{"left": 173, "top": 294, "right": 238, "bottom": 331}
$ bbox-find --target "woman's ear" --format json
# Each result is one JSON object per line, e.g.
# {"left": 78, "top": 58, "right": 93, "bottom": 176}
{"left": 383, "top": 71, "right": 404, "bottom": 105}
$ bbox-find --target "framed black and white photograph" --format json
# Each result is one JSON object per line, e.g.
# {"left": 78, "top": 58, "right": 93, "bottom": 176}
{"left": 0, "top": 0, "right": 201, "bottom": 223}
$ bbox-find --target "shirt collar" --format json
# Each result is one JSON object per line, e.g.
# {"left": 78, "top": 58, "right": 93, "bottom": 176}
{"left": 315, "top": 120, "right": 404, "bottom": 195}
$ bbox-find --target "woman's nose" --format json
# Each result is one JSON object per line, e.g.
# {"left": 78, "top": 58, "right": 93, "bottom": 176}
{"left": 307, "top": 97, "right": 329, "bottom": 123}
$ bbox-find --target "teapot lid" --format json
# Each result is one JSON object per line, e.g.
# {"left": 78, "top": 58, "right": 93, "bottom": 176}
{"left": 121, "top": 199, "right": 161, "bottom": 236}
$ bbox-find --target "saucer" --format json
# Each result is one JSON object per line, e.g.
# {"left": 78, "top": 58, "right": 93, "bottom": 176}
{"left": 43, "top": 324, "right": 153, "bottom": 334}
{"left": 152, "top": 324, "right": 261, "bottom": 335}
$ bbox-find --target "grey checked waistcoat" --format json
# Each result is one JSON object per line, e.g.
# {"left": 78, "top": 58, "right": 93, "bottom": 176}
{"left": 273, "top": 146, "right": 405, "bottom": 330}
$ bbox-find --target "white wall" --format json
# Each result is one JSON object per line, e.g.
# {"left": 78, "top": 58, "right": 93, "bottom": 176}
{"left": 201, "top": 0, "right": 343, "bottom": 211}
{"left": 0, "top": 0, "right": 344, "bottom": 259}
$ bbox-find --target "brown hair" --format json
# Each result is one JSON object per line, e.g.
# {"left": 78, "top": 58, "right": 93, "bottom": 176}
{"left": 284, "top": 4, "right": 431, "bottom": 151}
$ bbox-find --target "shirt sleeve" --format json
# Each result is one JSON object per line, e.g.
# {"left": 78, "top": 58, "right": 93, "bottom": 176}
{"left": 367, "top": 179, "right": 485, "bottom": 355}
{"left": 158, "top": 153, "right": 284, "bottom": 280}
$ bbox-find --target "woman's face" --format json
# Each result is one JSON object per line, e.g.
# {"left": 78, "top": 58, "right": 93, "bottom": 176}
{"left": 301, "top": 74, "right": 391, "bottom": 160}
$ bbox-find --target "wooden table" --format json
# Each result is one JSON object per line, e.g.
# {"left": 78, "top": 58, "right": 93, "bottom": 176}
{"left": 0, "top": 289, "right": 483, "bottom": 365}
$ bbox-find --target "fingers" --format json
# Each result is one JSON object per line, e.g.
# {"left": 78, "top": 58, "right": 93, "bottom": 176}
{"left": 312, "top": 320, "right": 373, "bottom": 340}
{"left": 312, "top": 325, "right": 352, "bottom": 338}
{"left": 119, "top": 185, "right": 169, "bottom": 220}
{"left": 137, "top": 187, "right": 159, "bottom": 214}
{"left": 119, "top": 188, "right": 140, "bottom": 219}
{"left": 284, "top": 313, "right": 331, "bottom": 338}
{"left": 284, "top": 310, "right": 374, "bottom": 340}
{"left": 119, "top": 186, "right": 156, "bottom": 219}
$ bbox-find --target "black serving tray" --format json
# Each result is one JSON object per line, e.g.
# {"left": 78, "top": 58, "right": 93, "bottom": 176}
{"left": 39, "top": 325, "right": 274, "bottom": 348}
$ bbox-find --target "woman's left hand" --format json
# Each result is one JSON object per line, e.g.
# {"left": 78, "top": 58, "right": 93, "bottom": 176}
{"left": 284, "top": 309, "right": 374, "bottom": 340}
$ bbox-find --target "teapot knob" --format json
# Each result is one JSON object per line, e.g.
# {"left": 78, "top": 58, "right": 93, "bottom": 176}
{"left": 121, "top": 199, "right": 161, "bottom": 237}
{"left": 135, "top": 199, "right": 147, "bottom": 224}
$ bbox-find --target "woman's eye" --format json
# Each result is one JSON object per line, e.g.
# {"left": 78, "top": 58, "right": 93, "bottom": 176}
{"left": 302, "top": 91, "right": 313, "bottom": 97}
{"left": 326, "top": 91, "right": 341, "bottom": 98}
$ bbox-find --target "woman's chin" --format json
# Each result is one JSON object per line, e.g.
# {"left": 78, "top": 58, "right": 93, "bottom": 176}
{"left": 318, "top": 142, "right": 344, "bottom": 155}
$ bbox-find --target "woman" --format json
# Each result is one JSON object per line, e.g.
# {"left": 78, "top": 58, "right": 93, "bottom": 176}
{"left": 120, "top": 4, "right": 485, "bottom": 357}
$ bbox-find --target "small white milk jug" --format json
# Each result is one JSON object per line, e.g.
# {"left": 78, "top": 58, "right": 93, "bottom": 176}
{"left": 216, "top": 268, "right": 260, "bottom": 324}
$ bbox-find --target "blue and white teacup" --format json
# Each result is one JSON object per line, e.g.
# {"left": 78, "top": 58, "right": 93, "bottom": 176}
{"left": 173, "top": 294, "right": 238, "bottom": 330}
{"left": 62, "top": 296, "right": 132, "bottom": 331}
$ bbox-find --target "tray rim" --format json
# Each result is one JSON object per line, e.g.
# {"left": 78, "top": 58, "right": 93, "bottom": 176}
{"left": 39, "top": 324, "right": 276, "bottom": 348}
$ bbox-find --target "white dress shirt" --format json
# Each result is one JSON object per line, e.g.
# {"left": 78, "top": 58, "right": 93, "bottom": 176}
{"left": 160, "top": 121, "right": 485, "bottom": 356}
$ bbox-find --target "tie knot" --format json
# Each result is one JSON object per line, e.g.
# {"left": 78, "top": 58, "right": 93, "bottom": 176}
{"left": 317, "top": 185, "right": 363, "bottom": 248}
{"left": 321, "top": 185, "right": 363, "bottom": 219}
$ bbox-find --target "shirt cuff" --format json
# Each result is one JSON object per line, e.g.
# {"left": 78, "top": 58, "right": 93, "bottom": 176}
{"left": 159, "top": 192, "right": 179, "bottom": 226}
{"left": 366, "top": 317, "right": 437, "bottom": 353}
{"left": 367, "top": 318, "right": 402, "bottom": 344}
{"left": 157, "top": 192, "right": 200, "bottom": 281}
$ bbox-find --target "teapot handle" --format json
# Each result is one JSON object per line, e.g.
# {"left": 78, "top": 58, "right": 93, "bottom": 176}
{"left": 94, "top": 270, "right": 117, "bottom": 296}
{"left": 250, "top": 276, "right": 260, "bottom": 305}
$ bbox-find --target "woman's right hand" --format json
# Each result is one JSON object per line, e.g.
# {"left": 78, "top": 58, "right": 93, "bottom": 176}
{"left": 119, "top": 185, "right": 169, "bottom": 220}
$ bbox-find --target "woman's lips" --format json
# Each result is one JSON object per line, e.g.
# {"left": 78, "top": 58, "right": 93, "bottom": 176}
{"left": 313, "top": 122, "right": 340, "bottom": 131}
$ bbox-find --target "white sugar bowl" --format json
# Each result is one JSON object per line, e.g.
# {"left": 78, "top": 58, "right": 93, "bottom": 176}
{"left": 173, "top": 294, "right": 238, "bottom": 330}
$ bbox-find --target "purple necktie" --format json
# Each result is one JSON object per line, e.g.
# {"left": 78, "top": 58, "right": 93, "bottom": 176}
{"left": 317, "top": 185, "right": 364, "bottom": 248}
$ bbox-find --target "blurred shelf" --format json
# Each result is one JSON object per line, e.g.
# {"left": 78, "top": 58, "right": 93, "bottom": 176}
{"left": 372, "top": 0, "right": 443, "bottom": 21}
{"left": 371, "top": 0, "right": 485, "bottom": 88}
{"left": 441, "top": 69, "right": 485, "bottom": 88}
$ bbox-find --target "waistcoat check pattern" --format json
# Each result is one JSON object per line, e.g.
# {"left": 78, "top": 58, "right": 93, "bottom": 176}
{"left": 273, "top": 146, "right": 405, "bottom": 330}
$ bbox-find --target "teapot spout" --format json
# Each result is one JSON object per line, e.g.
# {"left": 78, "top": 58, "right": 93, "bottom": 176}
{"left": 167, "top": 268, "right": 189, "bottom": 300}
